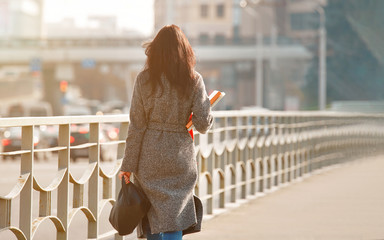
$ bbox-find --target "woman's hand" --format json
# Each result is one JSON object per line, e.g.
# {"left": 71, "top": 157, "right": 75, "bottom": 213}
{"left": 118, "top": 171, "right": 131, "bottom": 184}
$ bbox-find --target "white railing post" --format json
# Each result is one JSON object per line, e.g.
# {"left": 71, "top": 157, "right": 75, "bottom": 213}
{"left": 284, "top": 114, "right": 290, "bottom": 179}
{"left": 0, "top": 198, "right": 10, "bottom": 229}
{"left": 57, "top": 124, "right": 70, "bottom": 240}
{"left": 231, "top": 116, "right": 238, "bottom": 202}
{"left": 264, "top": 115, "right": 271, "bottom": 191}
{"left": 257, "top": 115, "right": 265, "bottom": 194}
{"left": 88, "top": 123, "right": 100, "bottom": 239}
{"left": 250, "top": 115, "right": 257, "bottom": 195}
{"left": 20, "top": 126, "right": 34, "bottom": 240}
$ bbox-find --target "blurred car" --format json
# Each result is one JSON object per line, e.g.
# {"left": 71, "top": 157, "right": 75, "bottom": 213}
{"left": 70, "top": 124, "right": 117, "bottom": 162}
{"left": 6, "top": 101, "right": 52, "bottom": 117}
{"left": 1, "top": 127, "right": 46, "bottom": 160}
{"left": 100, "top": 100, "right": 129, "bottom": 114}
{"left": 38, "top": 125, "right": 59, "bottom": 147}
{"left": 63, "top": 104, "right": 92, "bottom": 116}
{"left": 1, "top": 128, "right": 23, "bottom": 159}
{"left": 101, "top": 123, "right": 120, "bottom": 141}
{"left": 1, "top": 124, "right": 118, "bottom": 162}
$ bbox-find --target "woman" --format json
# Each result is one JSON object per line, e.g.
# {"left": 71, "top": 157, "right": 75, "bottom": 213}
{"left": 119, "top": 25, "right": 213, "bottom": 240}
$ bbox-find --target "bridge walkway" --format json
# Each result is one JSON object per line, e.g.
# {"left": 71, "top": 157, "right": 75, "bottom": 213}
{"left": 185, "top": 155, "right": 384, "bottom": 240}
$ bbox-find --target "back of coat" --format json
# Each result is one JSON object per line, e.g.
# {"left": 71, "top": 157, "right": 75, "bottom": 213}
{"left": 121, "top": 70, "right": 213, "bottom": 235}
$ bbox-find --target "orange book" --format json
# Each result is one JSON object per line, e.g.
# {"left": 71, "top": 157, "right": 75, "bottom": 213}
{"left": 186, "top": 90, "right": 225, "bottom": 131}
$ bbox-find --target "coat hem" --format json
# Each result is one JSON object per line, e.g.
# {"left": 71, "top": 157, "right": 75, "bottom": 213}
{"left": 149, "top": 219, "right": 197, "bottom": 235}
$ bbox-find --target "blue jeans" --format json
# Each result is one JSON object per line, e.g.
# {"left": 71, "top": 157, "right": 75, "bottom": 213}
{"left": 146, "top": 229, "right": 182, "bottom": 240}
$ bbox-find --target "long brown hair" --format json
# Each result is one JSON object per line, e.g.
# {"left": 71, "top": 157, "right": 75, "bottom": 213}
{"left": 143, "top": 25, "right": 196, "bottom": 98}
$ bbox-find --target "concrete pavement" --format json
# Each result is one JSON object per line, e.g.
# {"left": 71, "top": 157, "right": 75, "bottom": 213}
{"left": 184, "top": 155, "right": 384, "bottom": 240}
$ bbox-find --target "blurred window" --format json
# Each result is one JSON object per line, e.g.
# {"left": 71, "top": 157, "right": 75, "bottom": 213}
{"left": 30, "top": 107, "right": 49, "bottom": 117}
{"left": 8, "top": 105, "right": 24, "bottom": 117}
{"left": 217, "top": 4, "right": 225, "bottom": 18}
{"left": 201, "top": 4, "right": 209, "bottom": 18}
{"left": 199, "top": 33, "right": 209, "bottom": 44}
{"left": 214, "top": 34, "right": 226, "bottom": 44}
{"left": 233, "top": 25, "right": 240, "bottom": 43}
{"left": 290, "top": 12, "right": 319, "bottom": 30}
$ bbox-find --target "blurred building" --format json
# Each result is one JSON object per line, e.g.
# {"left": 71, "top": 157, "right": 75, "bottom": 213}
{"left": 0, "top": 0, "right": 45, "bottom": 116}
{"left": 277, "top": 0, "right": 327, "bottom": 44}
{"left": 154, "top": 0, "right": 326, "bottom": 43}
{"left": 238, "top": 0, "right": 327, "bottom": 44}
{"left": 0, "top": 0, "right": 44, "bottom": 38}
{"left": 155, "top": 0, "right": 234, "bottom": 42}
{"left": 154, "top": 0, "right": 326, "bottom": 110}
{"left": 45, "top": 16, "right": 144, "bottom": 38}
{"left": 154, "top": 0, "right": 275, "bottom": 42}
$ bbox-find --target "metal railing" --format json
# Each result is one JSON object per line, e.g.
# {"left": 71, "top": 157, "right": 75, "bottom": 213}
{"left": 0, "top": 111, "right": 383, "bottom": 239}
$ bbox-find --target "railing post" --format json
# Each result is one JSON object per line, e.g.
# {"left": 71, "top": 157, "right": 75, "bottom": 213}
{"left": 57, "top": 124, "right": 70, "bottom": 240}
{"left": 295, "top": 115, "right": 302, "bottom": 178}
{"left": 207, "top": 119, "right": 214, "bottom": 175}
{"left": 250, "top": 115, "right": 257, "bottom": 195}
{"left": 264, "top": 115, "right": 272, "bottom": 191}
{"left": 301, "top": 116, "right": 307, "bottom": 175}
{"left": 207, "top": 120, "right": 214, "bottom": 211}
{"left": 88, "top": 123, "right": 100, "bottom": 239}
{"left": 256, "top": 116, "right": 265, "bottom": 194}
{"left": 19, "top": 126, "right": 34, "bottom": 240}
{"left": 288, "top": 115, "right": 295, "bottom": 181}
{"left": 218, "top": 116, "right": 227, "bottom": 207}
{"left": 232, "top": 116, "right": 239, "bottom": 202}
{"left": 0, "top": 199, "right": 11, "bottom": 229}
{"left": 73, "top": 184, "right": 84, "bottom": 208}
{"left": 39, "top": 191, "right": 52, "bottom": 217}
{"left": 283, "top": 116, "right": 290, "bottom": 183}
{"left": 292, "top": 115, "right": 298, "bottom": 180}
{"left": 275, "top": 115, "right": 282, "bottom": 187}
{"left": 219, "top": 117, "right": 227, "bottom": 170}
{"left": 271, "top": 115, "right": 278, "bottom": 187}
{"left": 241, "top": 116, "right": 248, "bottom": 199}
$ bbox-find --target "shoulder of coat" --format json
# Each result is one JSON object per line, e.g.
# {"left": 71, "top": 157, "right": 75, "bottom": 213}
{"left": 194, "top": 71, "right": 202, "bottom": 81}
{"left": 193, "top": 71, "right": 204, "bottom": 88}
{"left": 137, "top": 70, "right": 149, "bottom": 81}
{"left": 136, "top": 70, "right": 150, "bottom": 87}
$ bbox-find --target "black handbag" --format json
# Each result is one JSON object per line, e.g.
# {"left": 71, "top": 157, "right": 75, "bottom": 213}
{"left": 109, "top": 178, "right": 151, "bottom": 236}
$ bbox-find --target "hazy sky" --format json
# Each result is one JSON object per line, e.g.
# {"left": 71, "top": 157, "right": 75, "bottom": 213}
{"left": 43, "top": 0, "right": 154, "bottom": 36}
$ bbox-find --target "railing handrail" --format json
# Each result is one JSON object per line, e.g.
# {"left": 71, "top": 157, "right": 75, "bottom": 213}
{"left": 213, "top": 110, "right": 384, "bottom": 118}
{"left": 0, "top": 114, "right": 129, "bottom": 127}
{"left": 0, "top": 110, "right": 383, "bottom": 128}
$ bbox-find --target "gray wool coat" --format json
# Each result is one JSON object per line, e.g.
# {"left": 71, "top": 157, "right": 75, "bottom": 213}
{"left": 121, "top": 70, "right": 213, "bottom": 234}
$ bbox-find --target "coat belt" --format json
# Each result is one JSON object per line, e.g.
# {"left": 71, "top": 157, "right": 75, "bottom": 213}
{"left": 147, "top": 121, "right": 187, "bottom": 133}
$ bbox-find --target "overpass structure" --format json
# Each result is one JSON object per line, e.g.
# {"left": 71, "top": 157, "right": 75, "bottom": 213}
{"left": 0, "top": 39, "right": 311, "bottom": 64}
{"left": 0, "top": 38, "right": 313, "bottom": 114}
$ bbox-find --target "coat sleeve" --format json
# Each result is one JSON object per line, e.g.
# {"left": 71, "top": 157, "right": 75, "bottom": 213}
{"left": 191, "top": 74, "right": 213, "bottom": 134}
{"left": 121, "top": 76, "right": 147, "bottom": 173}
